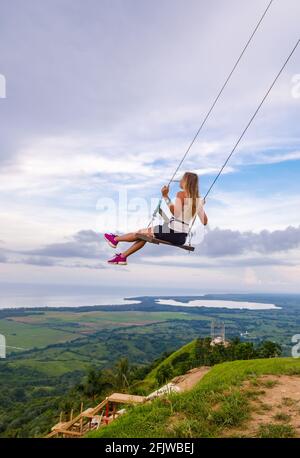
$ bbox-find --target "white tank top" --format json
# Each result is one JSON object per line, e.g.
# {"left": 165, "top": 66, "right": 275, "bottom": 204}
{"left": 168, "top": 196, "right": 204, "bottom": 233}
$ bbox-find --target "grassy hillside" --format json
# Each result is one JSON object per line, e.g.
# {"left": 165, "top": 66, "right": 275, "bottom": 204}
{"left": 88, "top": 357, "right": 300, "bottom": 438}
{"left": 144, "top": 339, "right": 197, "bottom": 383}
{"left": 133, "top": 339, "right": 199, "bottom": 393}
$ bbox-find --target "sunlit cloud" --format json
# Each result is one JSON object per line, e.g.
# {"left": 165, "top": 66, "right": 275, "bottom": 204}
{"left": 0, "top": 0, "right": 299, "bottom": 294}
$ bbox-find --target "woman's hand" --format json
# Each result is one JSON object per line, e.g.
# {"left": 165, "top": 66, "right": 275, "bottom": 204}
{"left": 161, "top": 185, "right": 169, "bottom": 197}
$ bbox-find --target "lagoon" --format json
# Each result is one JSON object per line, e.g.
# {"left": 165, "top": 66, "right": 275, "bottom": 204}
{"left": 155, "top": 298, "right": 281, "bottom": 310}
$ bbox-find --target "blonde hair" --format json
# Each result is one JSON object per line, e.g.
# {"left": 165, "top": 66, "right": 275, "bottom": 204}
{"left": 182, "top": 172, "right": 199, "bottom": 216}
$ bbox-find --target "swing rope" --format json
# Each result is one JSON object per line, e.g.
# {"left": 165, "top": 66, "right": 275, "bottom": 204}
{"left": 187, "top": 38, "right": 300, "bottom": 240}
{"left": 167, "top": 0, "right": 275, "bottom": 188}
{"left": 149, "top": 0, "right": 275, "bottom": 228}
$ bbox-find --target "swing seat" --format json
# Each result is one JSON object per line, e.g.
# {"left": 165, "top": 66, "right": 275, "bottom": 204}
{"left": 135, "top": 233, "right": 195, "bottom": 252}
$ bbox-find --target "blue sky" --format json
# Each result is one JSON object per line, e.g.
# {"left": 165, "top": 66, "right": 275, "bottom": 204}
{"left": 0, "top": 0, "right": 300, "bottom": 298}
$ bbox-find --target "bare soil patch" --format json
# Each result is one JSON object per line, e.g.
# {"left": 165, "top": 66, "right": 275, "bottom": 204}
{"left": 172, "top": 366, "right": 211, "bottom": 391}
{"left": 222, "top": 374, "right": 300, "bottom": 437}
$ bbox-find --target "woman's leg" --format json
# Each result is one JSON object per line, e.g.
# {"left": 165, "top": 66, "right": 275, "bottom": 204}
{"left": 119, "top": 227, "right": 153, "bottom": 258}
{"left": 122, "top": 240, "right": 146, "bottom": 258}
{"left": 115, "top": 233, "right": 138, "bottom": 243}
{"left": 115, "top": 227, "right": 152, "bottom": 243}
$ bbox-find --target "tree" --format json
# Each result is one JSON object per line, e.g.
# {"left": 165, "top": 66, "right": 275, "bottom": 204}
{"left": 155, "top": 363, "right": 173, "bottom": 386}
{"left": 12, "top": 388, "right": 26, "bottom": 402}
{"left": 257, "top": 341, "right": 282, "bottom": 358}
{"left": 115, "top": 358, "right": 130, "bottom": 391}
{"left": 194, "top": 337, "right": 212, "bottom": 365}
{"left": 234, "top": 342, "right": 256, "bottom": 360}
{"left": 80, "top": 369, "right": 105, "bottom": 401}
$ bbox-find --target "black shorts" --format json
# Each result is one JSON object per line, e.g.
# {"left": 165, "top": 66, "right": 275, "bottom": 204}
{"left": 153, "top": 223, "right": 187, "bottom": 246}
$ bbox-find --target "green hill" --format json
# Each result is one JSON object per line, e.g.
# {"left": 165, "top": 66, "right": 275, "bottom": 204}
{"left": 88, "top": 357, "right": 300, "bottom": 438}
{"left": 137, "top": 339, "right": 198, "bottom": 392}
{"left": 133, "top": 336, "right": 281, "bottom": 394}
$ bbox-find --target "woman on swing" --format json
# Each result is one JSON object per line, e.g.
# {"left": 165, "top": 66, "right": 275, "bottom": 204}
{"left": 104, "top": 172, "right": 208, "bottom": 265}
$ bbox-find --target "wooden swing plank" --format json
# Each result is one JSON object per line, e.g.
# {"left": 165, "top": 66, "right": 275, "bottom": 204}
{"left": 135, "top": 234, "right": 195, "bottom": 252}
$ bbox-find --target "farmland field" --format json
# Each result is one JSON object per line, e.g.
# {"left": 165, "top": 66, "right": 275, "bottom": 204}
{"left": 1, "top": 310, "right": 197, "bottom": 354}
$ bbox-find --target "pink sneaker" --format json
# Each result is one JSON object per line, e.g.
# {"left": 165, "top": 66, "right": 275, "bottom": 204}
{"left": 104, "top": 233, "right": 118, "bottom": 248}
{"left": 107, "top": 253, "right": 127, "bottom": 265}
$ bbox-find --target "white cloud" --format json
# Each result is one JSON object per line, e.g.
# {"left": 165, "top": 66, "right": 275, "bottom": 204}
{"left": 1, "top": 0, "right": 300, "bottom": 294}
{"left": 207, "top": 191, "right": 300, "bottom": 232}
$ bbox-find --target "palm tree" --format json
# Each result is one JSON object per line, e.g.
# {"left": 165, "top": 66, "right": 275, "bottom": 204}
{"left": 115, "top": 358, "right": 130, "bottom": 391}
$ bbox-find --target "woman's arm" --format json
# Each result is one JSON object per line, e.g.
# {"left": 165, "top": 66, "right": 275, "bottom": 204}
{"left": 198, "top": 199, "right": 208, "bottom": 225}
{"left": 161, "top": 186, "right": 184, "bottom": 216}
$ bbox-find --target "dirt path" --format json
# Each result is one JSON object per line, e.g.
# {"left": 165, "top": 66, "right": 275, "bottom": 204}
{"left": 171, "top": 366, "right": 210, "bottom": 391}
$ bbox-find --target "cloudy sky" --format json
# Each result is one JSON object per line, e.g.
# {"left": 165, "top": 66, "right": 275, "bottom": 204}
{"left": 0, "top": 0, "right": 299, "bottom": 300}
